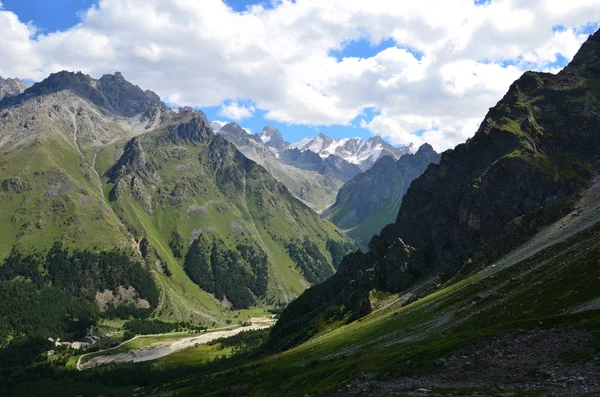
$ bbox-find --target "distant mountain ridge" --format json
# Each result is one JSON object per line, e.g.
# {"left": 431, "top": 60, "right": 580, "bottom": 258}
{"left": 0, "top": 76, "right": 28, "bottom": 101}
{"left": 214, "top": 123, "right": 362, "bottom": 212}
{"left": 212, "top": 124, "right": 412, "bottom": 211}
{"left": 289, "top": 133, "right": 413, "bottom": 171}
{"left": 324, "top": 143, "right": 440, "bottom": 249}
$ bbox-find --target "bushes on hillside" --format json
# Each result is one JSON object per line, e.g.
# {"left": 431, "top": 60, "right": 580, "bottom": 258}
{"left": 184, "top": 235, "right": 268, "bottom": 309}
{"left": 285, "top": 237, "right": 333, "bottom": 284}
{"left": 326, "top": 239, "right": 358, "bottom": 269}
{"left": 207, "top": 328, "right": 270, "bottom": 354}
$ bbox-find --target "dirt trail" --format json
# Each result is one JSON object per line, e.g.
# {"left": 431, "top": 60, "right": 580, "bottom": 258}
{"left": 78, "top": 317, "right": 276, "bottom": 370}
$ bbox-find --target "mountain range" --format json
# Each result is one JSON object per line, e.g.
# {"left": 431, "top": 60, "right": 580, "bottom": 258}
{"left": 290, "top": 133, "right": 412, "bottom": 171}
{"left": 213, "top": 122, "right": 412, "bottom": 213}
{"left": 213, "top": 122, "right": 356, "bottom": 212}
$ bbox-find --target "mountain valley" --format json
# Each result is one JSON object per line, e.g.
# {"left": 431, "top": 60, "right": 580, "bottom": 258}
{"left": 213, "top": 122, "right": 408, "bottom": 213}
{"left": 0, "top": 14, "right": 599, "bottom": 397}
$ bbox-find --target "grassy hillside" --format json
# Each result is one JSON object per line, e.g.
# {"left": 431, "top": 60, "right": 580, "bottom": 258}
{"left": 0, "top": 132, "right": 130, "bottom": 260}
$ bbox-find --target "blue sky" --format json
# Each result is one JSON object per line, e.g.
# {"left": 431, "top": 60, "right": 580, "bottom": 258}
{"left": 0, "top": 1, "right": 597, "bottom": 149}
{"left": 1, "top": 0, "right": 96, "bottom": 32}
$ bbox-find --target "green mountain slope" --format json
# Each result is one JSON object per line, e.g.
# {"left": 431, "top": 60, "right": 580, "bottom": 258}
{"left": 324, "top": 144, "right": 440, "bottom": 249}
{"left": 103, "top": 110, "right": 352, "bottom": 312}
{"left": 0, "top": 72, "right": 353, "bottom": 335}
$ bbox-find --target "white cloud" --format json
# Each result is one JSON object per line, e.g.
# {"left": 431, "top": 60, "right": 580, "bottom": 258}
{"left": 218, "top": 101, "right": 256, "bottom": 120}
{"left": 0, "top": 0, "right": 598, "bottom": 151}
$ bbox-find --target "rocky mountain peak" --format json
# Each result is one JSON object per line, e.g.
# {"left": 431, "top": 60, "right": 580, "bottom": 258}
{"left": 0, "top": 71, "right": 166, "bottom": 119}
{"left": 218, "top": 122, "right": 261, "bottom": 147}
{"left": 563, "top": 29, "right": 600, "bottom": 74}
{"left": 257, "top": 124, "right": 289, "bottom": 156}
{"left": 0, "top": 76, "right": 29, "bottom": 101}
{"left": 262, "top": 124, "right": 279, "bottom": 135}
{"left": 221, "top": 122, "right": 248, "bottom": 135}
{"left": 415, "top": 143, "right": 435, "bottom": 155}
{"left": 368, "top": 135, "right": 384, "bottom": 144}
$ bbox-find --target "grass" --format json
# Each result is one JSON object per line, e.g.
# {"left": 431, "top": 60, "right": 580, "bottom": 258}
{"left": 0, "top": 134, "right": 128, "bottom": 259}
{"left": 158, "top": 344, "right": 234, "bottom": 366}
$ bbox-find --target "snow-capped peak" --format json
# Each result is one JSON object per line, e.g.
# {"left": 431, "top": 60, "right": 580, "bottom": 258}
{"left": 289, "top": 134, "right": 412, "bottom": 171}
{"left": 255, "top": 125, "right": 288, "bottom": 157}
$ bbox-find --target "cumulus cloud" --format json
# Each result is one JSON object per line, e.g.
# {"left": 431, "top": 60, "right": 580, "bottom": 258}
{"left": 0, "top": 0, "right": 599, "bottom": 150}
{"left": 218, "top": 101, "right": 256, "bottom": 120}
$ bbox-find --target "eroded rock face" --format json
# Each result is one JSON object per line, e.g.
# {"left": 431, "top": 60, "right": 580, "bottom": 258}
{"left": 367, "top": 29, "right": 600, "bottom": 284}
{"left": 95, "top": 285, "right": 150, "bottom": 312}
{"left": 0, "top": 71, "right": 163, "bottom": 119}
